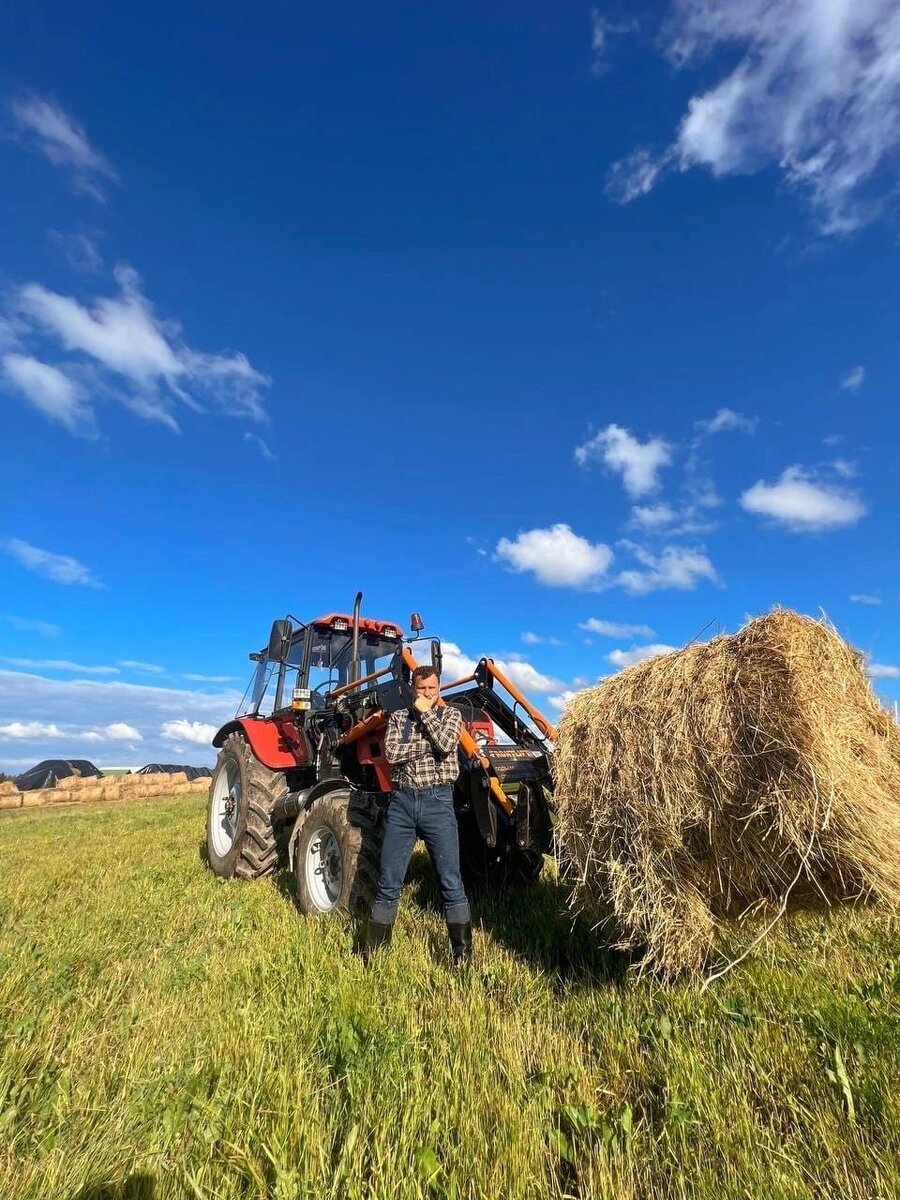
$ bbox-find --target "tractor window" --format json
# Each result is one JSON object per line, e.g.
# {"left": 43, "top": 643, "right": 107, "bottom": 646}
{"left": 277, "top": 632, "right": 307, "bottom": 711}
{"left": 307, "top": 632, "right": 351, "bottom": 695}
{"left": 244, "top": 630, "right": 306, "bottom": 716}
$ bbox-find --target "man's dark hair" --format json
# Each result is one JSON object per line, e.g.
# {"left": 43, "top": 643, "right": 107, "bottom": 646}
{"left": 412, "top": 665, "right": 439, "bottom": 683}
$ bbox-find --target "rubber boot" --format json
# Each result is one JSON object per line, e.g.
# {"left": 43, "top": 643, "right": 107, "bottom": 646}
{"left": 447, "top": 921, "right": 472, "bottom": 968}
{"left": 362, "top": 919, "right": 393, "bottom": 964}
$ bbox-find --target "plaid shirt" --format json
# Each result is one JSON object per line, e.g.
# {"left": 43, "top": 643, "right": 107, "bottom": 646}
{"left": 384, "top": 704, "right": 462, "bottom": 790}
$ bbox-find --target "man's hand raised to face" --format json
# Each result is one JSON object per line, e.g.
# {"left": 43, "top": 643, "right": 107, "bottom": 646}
{"left": 412, "top": 669, "right": 441, "bottom": 714}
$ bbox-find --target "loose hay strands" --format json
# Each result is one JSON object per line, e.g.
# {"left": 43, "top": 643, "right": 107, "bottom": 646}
{"left": 553, "top": 609, "right": 900, "bottom": 979}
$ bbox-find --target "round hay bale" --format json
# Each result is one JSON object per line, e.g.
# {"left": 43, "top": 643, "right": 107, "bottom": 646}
{"left": 553, "top": 609, "right": 900, "bottom": 978}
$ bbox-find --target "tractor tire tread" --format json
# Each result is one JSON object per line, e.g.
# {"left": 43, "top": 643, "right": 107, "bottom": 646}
{"left": 206, "top": 732, "right": 284, "bottom": 881}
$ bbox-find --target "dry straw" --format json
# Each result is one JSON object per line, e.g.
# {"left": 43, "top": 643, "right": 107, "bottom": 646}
{"left": 553, "top": 609, "right": 900, "bottom": 979}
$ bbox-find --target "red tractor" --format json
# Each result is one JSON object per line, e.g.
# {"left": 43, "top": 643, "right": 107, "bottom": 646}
{"left": 206, "top": 593, "right": 557, "bottom": 914}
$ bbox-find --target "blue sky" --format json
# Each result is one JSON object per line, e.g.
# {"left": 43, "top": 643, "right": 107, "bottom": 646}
{"left": 2, "top": 0, "right": 899, "bottom": 770}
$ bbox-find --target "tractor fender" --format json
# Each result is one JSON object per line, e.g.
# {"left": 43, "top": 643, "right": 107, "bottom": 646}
{"left": 287, "top": 778, "right": 353, "bottom": 872}
{"left": 212, "top": 716, "right": 309, "bottom": 771}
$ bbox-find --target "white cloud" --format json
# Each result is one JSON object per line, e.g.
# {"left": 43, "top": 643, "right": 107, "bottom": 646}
{"left": 607, "top": 643, "right": 678, "bottom": 669}
{"left": 2, "top": 658, "right": 118, "bottom": 676}
{"left": 579, "top": 618, "right": 656, "bottom": 638}
{"left": 182, "top": 673, "right": 237, "bottom": 683}
{"left": 850, "top": 594, "right": 881, "bottom": 605}
{"left": 500, "top": 659, "right": 564, "bottom": 695}
{"left": 118, "top": 660, "right": 166, "bottom": 674}
{"left": 548, "top": 689, "right": 583, "bottom": 713}
{"left": 0, "top": 667, "right": 238, "bottom": 768}
{"left": 842, "top": 365, "right": 865, "bottom": 391}
{"left": 13, "top": 265, "right": 269, "bottom": 431}
{"left": 434, "top": 642, "right": 563, "bottom": 694}
{"left": 48, "top": 231, "right": 103, "bottom": 274}
{"left": 695, "top": 408, "right": 757, "bottom": 436}
{"left": 868, "top": 662, "right": 900, "bottom": 680}
{"left": 9, "top": 95, "right": 118, "bottom": 200}
{"left": 575, "top": 424, "right": 673, "bottom": 497}
{"left": 495, "top": 523, "right": 613, "bottom": 588}
{"left": 740, "top": 466, "right": 866, "bottom": 532}
{"left": 630, "top": 502, "right": 675, "bottom": 530}
{"left": 0, "top": 614, "right": 62, "bottom": 636}
{"left": 521, "top": 631, "right": 564, "bottom": 646}
{"left": 607, "top": 147, "right": 668, "bottom": 203}
{"left": 832, "top": 459, "right": 857, "bottom": 479}
{"left": 3, "top": 538, "right": 103, "bottom": 588}
{"left": 160, "top": 719, "right": 218, "bottom": 745}
{"left": 434, "top": 641, "right": 477, "bottom": 683}
{"left": 606, "top": 0, "right": 900, "bottom": 234}
{"left": 2, "top": 353, "right": 95, "bottom": 436}
{"left": 0, "top": 720, "right": 66, "bottom": 740}
{"left": 613, "top": 544, "right": 720, "bottom": 594}
{"left": 103, "top": 722, "right": 141, "bottom": 741}
{"left": 244, "top": 432, "right": 276, "bottom": 461}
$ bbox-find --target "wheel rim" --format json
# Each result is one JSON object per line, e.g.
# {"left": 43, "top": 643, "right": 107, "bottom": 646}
{"left": 303, "top": 825, "right": 343, "bottom": 911}
{"left": 210, "top": 758, "right": 241, "bottom": 857}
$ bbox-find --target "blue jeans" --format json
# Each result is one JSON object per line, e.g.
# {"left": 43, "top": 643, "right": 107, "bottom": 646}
{"left": 371, "top": 785, "right": 471, "bottom": 925}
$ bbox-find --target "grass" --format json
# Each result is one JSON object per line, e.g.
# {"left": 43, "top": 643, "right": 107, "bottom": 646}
{"left": 1, "top": 796, "right": 900, "bottom": 1200}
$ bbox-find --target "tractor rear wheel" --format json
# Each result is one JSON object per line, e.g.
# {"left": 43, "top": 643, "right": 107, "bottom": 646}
{"left": 292, "top": 789, "right": 384, "bottom": 916}
{"left": 206, "top": 732, "right": 284, "bottom": 879}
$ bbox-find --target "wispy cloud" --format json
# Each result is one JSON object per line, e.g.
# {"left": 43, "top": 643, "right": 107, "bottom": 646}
{"left": 2, "top": 658, "right": 118, "bottom": 675}
{"left": 118, "top": 660, "right": 166, "bottom": 674}
{"left": 8, "top": 95, "right": 118, "bottom": 201}
{"left": 605, "top": 0, "right": 900, "bottom": 234}
{"left": 9, "top": 264, "right": 270, "bottom": 433}
{"left": 48, "top": 231, "right": 103, "bottom": 274}
{"left": 740, "top": 466, "right": 866, "bottom": 532}
{"left": 2, "top": 353, "right": 96, "bottom": 436}
{"left": 841, "top": 365, "right": 865, "bottom": 391}
{"left": 695, "top": 408, "right": 757, "bottom": 436}
{"left": 575, "top": 424, "right": 673, "bottom": 497}
{"left": 0, "top": 614, "right": 62, "bottom": 637}
{"left": 850, "top": 594, "right": 881, "bottom": 606}
{"left": 182, "top": 673, "right": 237, "bottom": 683}
{"left": 868, "top": 662, "right": 900, "bottom": 680}
{"left": 579, "top": 618, "right": 656, "bottom": 638}
{"left": 244, "top": 432, "right": 276, "bottom": 460}
{"left": 520, "top": 632, "right": 564, "bottom": 646}
{"left": 2, "top": 538, "right": 103, "bottom": 588}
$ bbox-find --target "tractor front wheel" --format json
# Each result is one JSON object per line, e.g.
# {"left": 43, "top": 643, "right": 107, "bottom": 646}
{"left": 206, "top": 733, "right": 284, "bottom": 879}
{"left": 292, "top": 790, "right": 384, "bottom": 916}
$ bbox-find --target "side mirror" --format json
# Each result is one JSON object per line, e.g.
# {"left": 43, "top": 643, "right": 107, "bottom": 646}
{"left": 410, "top": 612, "right": 425, "bottom": 633}
{"left": 431, "top": 638, "right": 443, "bottom": 680}
{"left": 267, "top": 618, "right": 292, "bottom": 663}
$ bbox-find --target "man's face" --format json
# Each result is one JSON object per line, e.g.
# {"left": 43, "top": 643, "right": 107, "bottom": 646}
{"left": 413, "top": 672, "right": 440, "bottom": 703}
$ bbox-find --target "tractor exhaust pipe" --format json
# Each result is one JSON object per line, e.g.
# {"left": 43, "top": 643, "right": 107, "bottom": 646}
{"left": 349, "top": 591, "right": 363, "bottom": 684}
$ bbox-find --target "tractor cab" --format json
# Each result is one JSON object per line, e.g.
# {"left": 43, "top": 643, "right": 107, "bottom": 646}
{"left": 241, "top": 612, "right": 411, "bottom": 719}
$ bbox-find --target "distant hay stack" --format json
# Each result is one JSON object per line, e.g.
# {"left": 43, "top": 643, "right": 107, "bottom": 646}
{"left": 553, "top": 610, "right": 900, "bottom": 978}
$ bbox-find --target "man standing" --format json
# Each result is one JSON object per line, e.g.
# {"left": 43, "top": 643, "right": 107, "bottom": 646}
{"left": 365, "top": 665, "right": 472, "bottom": 965}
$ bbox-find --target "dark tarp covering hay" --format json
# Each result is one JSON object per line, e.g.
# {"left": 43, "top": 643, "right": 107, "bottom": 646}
{"left": 553, "top": 610, "right": 900, "bottom": 978}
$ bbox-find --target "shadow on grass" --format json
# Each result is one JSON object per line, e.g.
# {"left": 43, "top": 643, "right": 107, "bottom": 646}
{"left": 404, "top": 850, "right": 631, "bottom": 986}
{"left": 71, "top": 1173, "right": 155, "bottom": 1200}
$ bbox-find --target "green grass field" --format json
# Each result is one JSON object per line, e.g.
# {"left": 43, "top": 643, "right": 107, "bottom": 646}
{"left": 2, "top": 795, "right": 900, "bottom": 1200}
